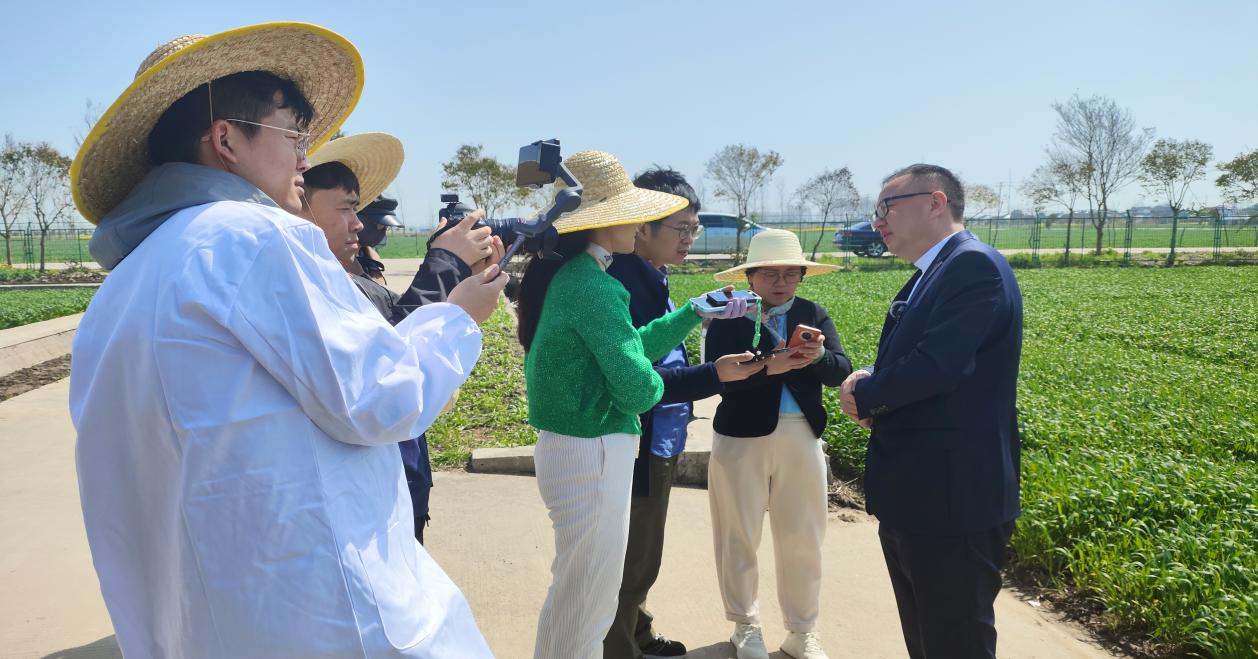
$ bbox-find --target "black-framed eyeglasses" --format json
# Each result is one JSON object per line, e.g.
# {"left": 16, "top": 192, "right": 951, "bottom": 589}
{"left": 660, "top": 221, "right": 703, "bottom": 240}
{"left": 873, "top": 192, "right": 936, "bottom": 221}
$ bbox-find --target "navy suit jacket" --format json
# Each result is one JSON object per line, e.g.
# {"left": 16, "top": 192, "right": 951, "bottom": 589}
{"left": 854, "top": 231, "right": 1023, "bottom": 534}
{"left": 607, "top": 254, "right": 724, "bottom": 497}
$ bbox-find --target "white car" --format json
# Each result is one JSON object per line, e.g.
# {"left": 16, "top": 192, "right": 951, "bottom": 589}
{"left": 691, "top": 212, "right": 768, "bottom": 255}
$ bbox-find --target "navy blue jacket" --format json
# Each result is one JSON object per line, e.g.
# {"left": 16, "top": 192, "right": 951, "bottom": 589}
{"left": 705, "top": 297, "right": 851, "bottom": 439}
{"left": 854, "top": 231, "right": 1023, "bottom": 534}
{"left": 607, "top": 254, "right": 724, "bottom": 497}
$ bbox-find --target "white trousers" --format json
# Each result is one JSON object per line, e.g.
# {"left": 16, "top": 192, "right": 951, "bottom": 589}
{"left": 533, "top": 431, "right": 638, "bottom": 659}
{"left": 709, "top": 416, "right": 828, "bottom": 632}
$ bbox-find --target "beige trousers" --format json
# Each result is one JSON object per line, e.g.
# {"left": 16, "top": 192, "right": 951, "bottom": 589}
{"left": 708, "top": 416, "right": 828, "bottom": 632}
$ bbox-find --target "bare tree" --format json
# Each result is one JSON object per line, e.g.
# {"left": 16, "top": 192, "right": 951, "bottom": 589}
{"left": 71, "top": 99, "right": 104, "bottom": 152}
{"left": 1022, "top": 157, "right": 1089, "bottom": 264}
{"left": 966, "top": 183, "right": 1001, "bottom": 219}
{"left": 796, "top": 167, "right": 859, "bottom": 260}
{"left": 1215, "top": 148, "right": 1258, "bottom": 204}
{"left": 22, "top": 143, "right": 74, "bottom": 271}
{"left": 1049, "top": 94, "right": 1154, "bottom": 254}
{"left": 705, "top": 144, "right": 783, "bottom": 255}
{"left": 0, "top": 137, "right": 30, "bottom": 266}
{"left": 440, "top": 144, "right": 530, "bottom": 219}
{"left": 1140, "top": 138, "right": 1212, "bottom": 265}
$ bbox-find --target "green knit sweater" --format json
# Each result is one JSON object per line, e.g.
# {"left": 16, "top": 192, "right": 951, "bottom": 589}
{"left": 525, "top": 253, "right": 701, "bottom": 438}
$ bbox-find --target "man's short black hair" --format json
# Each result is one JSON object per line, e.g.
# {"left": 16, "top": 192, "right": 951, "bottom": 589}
{"left": 882, "top": 163, "right": 966, "bottom": 220}
{"left": 148, "top": 70, "right": 315, "bottom": 166}
{"left": 303, "top": 161, "right": 360, "bottom": 197}
{"left": 633, "top": 166, "right": 700, "bottom": 231}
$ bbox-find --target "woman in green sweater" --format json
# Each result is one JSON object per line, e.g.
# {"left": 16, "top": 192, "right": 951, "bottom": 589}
{"left": 517, "top": 151, "right": 754, "bottom": 658}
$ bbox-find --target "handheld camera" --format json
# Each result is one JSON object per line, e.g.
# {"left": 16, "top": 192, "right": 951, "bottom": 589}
{"left": 434, "top": 139, "right": 582, "bottom": 268}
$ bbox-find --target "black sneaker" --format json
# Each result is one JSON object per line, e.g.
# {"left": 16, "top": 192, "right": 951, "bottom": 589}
{"left": 641, "top": 634, "right": 687, "bottom": 658}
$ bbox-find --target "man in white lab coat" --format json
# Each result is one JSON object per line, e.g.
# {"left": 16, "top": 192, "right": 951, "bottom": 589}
{"left": 68, "top": 23, "right": 504, "bottom": 658}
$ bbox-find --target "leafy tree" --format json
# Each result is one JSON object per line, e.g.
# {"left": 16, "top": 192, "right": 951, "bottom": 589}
{"left": 1140, "top": 138, "right": 1212, "bottom": 265}
{"left": 1215, "top": 148, "right": 1258, "bottom": 203}
{"left": 441, "top": 144, "right": 530, "bottom": 219}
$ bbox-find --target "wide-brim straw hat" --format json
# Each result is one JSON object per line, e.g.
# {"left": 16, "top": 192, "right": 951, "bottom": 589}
{"left": 551, "top": 151, "right": 689, "bottom": 234}
{"left": 714, "top": 229, "right": 840, "bottom": 282}
{"left": 71, "top": 22, "right": 364, "bottom": 224}
{"left": 306, "top": 133, "right": 404, "bottom": 212}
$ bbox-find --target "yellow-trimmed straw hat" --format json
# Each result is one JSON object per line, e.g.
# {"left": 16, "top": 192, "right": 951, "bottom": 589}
{"left": 306, "top": 132, "right": 404, "bottom": 211}
{"left": 71, "top": 22, "right": 364, "bottom": 224}
{"left": 551, "top": 151, "right": 689, "bottom": 234}
{"left": 714, "top": 229, "right": 840, "bottom": 282}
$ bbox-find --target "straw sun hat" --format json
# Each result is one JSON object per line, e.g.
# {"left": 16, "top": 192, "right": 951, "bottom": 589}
{"left": 306, "top": 133, "right": 404, "bottom": 212}
{"left": 714, "top": 229, "right": 839, "bottom": 282}
{"left": 71, "top": 22, "right": 364, "bottom": 224}
{"left": 551, "top": 151, "right": 689, "bottom": 234}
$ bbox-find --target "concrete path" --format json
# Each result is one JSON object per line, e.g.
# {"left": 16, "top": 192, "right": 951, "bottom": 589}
{"left": 0, "top": 380, "right": 116, "bottom": 658}
{"left": 0, "top": 378, "right": 1117, "bottom": 658}
{"left": 426, "top": 471, "right": 1113, "bottom": 658}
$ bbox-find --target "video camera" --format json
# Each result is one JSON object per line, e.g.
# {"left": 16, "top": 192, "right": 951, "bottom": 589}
{"left": 433, "top": 139, "right": 582, "bottom": 268}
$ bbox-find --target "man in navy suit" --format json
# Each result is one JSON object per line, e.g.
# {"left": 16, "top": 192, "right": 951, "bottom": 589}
{"left": 840, "top": 164, "right": 1023, "bottom": 659}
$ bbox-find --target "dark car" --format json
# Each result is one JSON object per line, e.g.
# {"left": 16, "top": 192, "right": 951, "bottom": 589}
{"left": 833, "top": 221, "right": 888, "bottom": 257}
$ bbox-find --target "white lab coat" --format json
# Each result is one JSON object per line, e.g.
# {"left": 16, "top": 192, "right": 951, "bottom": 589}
{"left": 69, "top": 200, "right": 494, "bottom": 658}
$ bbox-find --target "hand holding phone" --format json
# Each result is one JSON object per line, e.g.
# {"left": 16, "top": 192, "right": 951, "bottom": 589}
{"left": 787, "top": 324, "right": 824, "bottom": 360}
{"left": 737, "top": 347, "right": 789, "bottom": 365}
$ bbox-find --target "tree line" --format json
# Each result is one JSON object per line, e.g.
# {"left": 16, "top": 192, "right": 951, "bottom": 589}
{"left": 0, "top": 137, "right": 74, "bottom": 270}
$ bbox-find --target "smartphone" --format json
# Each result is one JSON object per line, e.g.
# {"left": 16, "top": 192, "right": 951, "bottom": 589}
{"left": 738, "top": 347, "right": 789, "bottom": 364}
{"left": 788, "top": 324, "right": 823, "bottom": 358}
{"left": 691, "top": 290, "right": 761, "bottom": 315}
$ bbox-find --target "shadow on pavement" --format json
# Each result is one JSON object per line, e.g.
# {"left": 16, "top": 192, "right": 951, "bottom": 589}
{"left": 684, "top": 641, "right": 793, "bottom": 658}
{"left": 41, "top": 635, "right": 121, "bottom": 659}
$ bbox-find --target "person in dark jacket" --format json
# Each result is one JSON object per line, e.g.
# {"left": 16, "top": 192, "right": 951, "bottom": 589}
{"left": 840, "top": 164, "right": 1023, "bottom": 659}
{"left": 603, "top": 168, "right": 763, "bottom": 659}
{"left": 350, "top": 194, "right": 401, "bottom": 283}
{"left": 705, "top": 229, "right": 852, "bottom": 659}
{"left": 302, "top": 133, "right": 503, "bottom": 543}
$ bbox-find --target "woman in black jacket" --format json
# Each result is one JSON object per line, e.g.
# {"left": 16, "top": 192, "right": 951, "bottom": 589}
{"left": 704, "top": 229, "right": 852, "bottom": 659}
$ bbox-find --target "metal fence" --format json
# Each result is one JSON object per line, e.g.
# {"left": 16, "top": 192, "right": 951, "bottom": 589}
{"left": 721, "top": 212, "right": 1258, "bottom": 268}
{"left": 1, "top": 227, "right": 94, "bottom": 269}
{"left": 2, "top": 212, "right": 1256, "bottom": 270}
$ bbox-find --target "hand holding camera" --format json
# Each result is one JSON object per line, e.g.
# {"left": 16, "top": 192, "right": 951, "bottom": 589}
{"left": 431, "top": 208, "right": 496, "bottom": 269}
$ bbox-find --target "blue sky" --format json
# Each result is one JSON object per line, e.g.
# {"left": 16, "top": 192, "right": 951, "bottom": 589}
{"left": 3, "top": 0, "right": 1255, "bottom": 227}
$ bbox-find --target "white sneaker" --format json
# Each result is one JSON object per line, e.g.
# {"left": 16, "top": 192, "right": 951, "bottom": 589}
{"left": 730, "top": 623, "right": 770, "bottom": 659}
{"left": 780, "top": 631, "right": 829, "bottom": 659}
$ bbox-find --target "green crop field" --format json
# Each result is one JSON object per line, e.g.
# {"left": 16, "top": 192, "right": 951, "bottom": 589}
{"left": 778, "top": 220, "right": 1258, "bottom": 256}
{"left": 667, "top": 267, "right": 1256, "bottom": 657}
{"left": 0, "top": 288, "right": 97, "bottom": 329}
